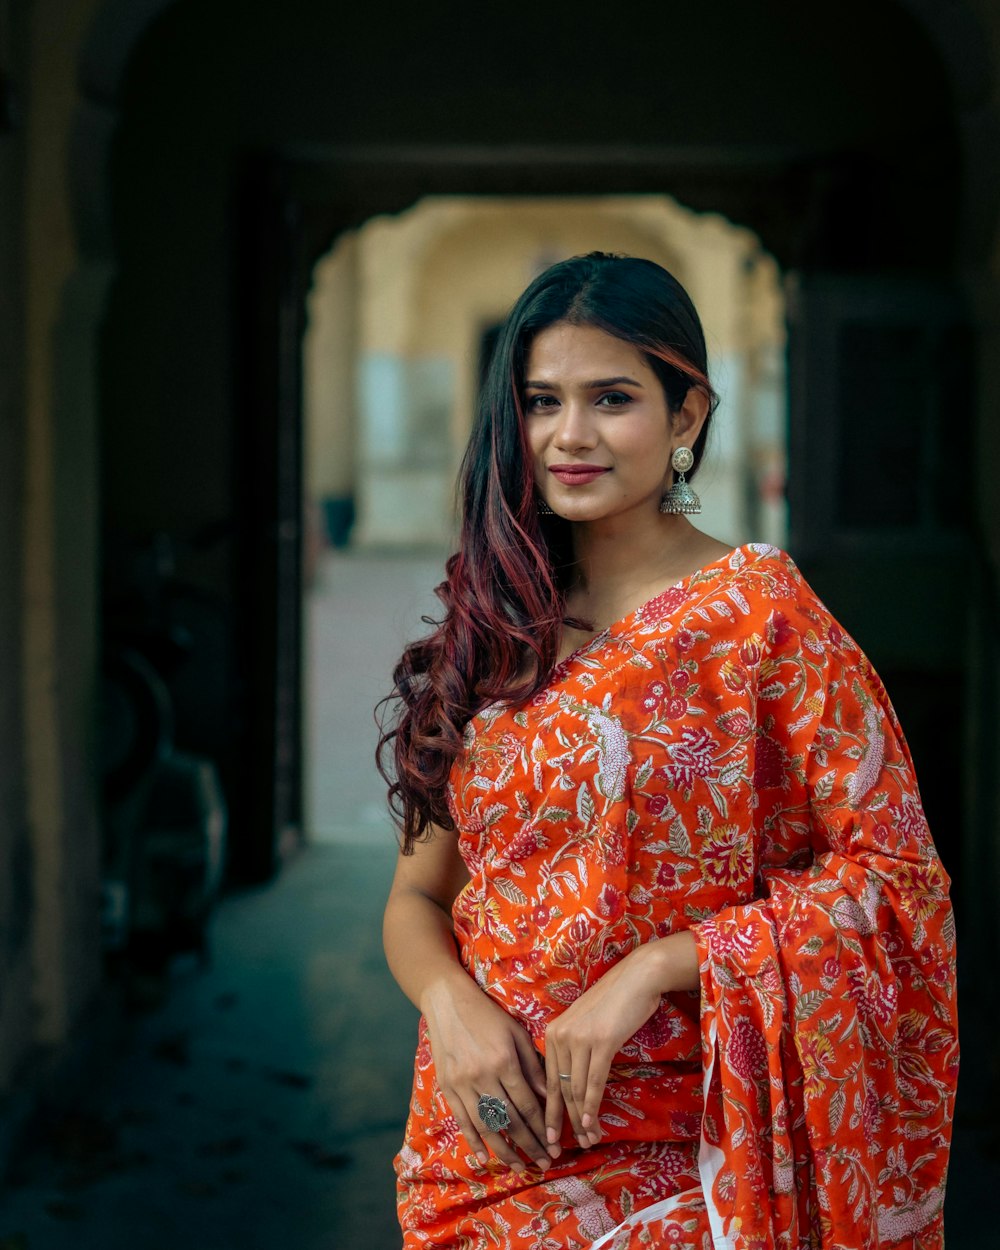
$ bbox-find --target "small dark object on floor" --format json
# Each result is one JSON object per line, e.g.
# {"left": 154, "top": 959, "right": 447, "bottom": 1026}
{"left": 196, "top": 1136, "right": 246, "bottom": 1158}
{"left": 263, "top": 1067, "right": 313, "bottom": 1089}
{"left": 47, "top": 1111, "right": 118, "bottom": 1162}
{"left": 289, "top": 1138, "right": 351, "bottom": 1170}
{"left": 152, "top": 1031, "right": 191, "bottom": 1066}
{"left": 176, "top": 1179, "right": 219, "bottom": 1199}
{"left": 42, "top": 1199, "right": 85, "bottom": 1222}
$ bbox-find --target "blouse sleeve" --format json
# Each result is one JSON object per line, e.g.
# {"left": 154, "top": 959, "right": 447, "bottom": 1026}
{"left": 691, "top": 597, "right": 959, "bottom": 1250}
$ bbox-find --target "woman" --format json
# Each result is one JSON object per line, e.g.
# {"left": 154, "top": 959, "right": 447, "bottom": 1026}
{"left": 379, "top": 253, "right": 958, "bottom": 1249}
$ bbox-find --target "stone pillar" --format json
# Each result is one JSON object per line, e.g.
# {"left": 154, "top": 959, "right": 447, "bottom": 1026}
{"left": 304, "top": 231, "right": 360, "bottom": 547}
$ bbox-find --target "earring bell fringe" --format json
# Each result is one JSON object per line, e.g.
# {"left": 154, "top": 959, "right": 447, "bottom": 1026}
{"left": 659, "top": 473, "right": 702, "bottom": 515}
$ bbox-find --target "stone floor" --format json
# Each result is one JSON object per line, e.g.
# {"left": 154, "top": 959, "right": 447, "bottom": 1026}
{"left": 0, "top": 548, "right": 996, "bottom": 1248}
{"left": 0, "top": 841, "right": 415, "bottom": 1250}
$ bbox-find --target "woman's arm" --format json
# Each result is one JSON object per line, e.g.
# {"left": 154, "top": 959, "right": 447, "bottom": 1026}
{"left": 384, "top": 827, "right": 558, "bottom": 1172}
{"left": 542, "top": 928, "right": 699, "bottom": 1150}
{"left": 383, "top": 823, "right": 473, "bottom": 1012}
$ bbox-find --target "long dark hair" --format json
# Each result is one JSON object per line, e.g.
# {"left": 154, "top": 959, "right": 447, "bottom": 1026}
{"left": 377, "top": 252, "right": 719, "bottom": 851}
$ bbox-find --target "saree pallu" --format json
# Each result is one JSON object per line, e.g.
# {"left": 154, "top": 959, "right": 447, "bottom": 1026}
{"left": 395, "top": 544, "right": 958, "bottom": 1249}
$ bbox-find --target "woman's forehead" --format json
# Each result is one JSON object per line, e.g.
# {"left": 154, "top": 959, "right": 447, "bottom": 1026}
{"left": 524, "top": 322, "right": 651, "bottom": 384}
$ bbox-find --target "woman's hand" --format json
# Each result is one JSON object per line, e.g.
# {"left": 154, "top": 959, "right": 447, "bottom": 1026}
{"left": 422, "top": 972, "right": 559, "bottom": 1173}
{"left": 543, "top": 930, "right": 699, "bottom": 1151}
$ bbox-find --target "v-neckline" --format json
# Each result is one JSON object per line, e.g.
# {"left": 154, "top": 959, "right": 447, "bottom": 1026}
{"left": 552, "top": 541, "right": 758, "bottom": 670}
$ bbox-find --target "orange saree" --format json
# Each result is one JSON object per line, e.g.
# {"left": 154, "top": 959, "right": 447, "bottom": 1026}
{"left": 395, "top": 544, "right": 958, "bottom": 1249}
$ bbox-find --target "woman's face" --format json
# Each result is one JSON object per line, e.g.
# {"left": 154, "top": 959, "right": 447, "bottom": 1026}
{"left": 524, "top": 321, "right": 693, "bottom": 525}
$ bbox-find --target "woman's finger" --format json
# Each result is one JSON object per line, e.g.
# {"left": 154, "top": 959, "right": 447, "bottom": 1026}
{"left": 544, "top": 1048, "right": 567, "bottom": 1150}
{"left": 444, "top": 1091, "right": 490, "bottom": 1166}
{"left": 547, "top": 1038, "right": 592, "bottom": 1148}
{"left": 580, "top": 1048, "right": 612, "bottom": 1143}
{"left": 512, "top": 1026, "right": 549, "bottom": 1101}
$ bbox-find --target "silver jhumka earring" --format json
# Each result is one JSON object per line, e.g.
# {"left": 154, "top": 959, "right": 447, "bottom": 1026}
{"left": 659, "top": 446, "right": 701, "bottom": 514}
{"left": 537, "top": 497, "right": 555, "bottom": 516}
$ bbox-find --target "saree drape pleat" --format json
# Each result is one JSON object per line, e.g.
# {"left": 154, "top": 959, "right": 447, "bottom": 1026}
{"left": 396, "top": 544, "right": 958, "bottom": 1250}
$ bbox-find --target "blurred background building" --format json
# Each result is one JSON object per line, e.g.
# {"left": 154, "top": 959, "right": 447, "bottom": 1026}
{"left": 1, "top": 0, "right": 999, "bottom": 1241}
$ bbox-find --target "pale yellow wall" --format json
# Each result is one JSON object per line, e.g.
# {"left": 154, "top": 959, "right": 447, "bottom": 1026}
{"left": 304, "top": 231, "right": 360, "bottom": 499}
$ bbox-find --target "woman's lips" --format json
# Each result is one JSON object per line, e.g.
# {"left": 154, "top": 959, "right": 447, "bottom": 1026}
{"left": 548, "top": 466, "right": 610, "bottom": 485}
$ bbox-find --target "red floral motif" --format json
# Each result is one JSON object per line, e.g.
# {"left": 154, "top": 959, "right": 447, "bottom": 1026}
{"left": 675, "top": 628, "right": 697, "bottom": 652}
{"left": 702, "top": 824, "right": 753, "bottom": 889}
{"left": 847, "top": 966, "right": 899, "bottom": 1028}
{"left": 655, "top": 861, "right": 679, "bottom": 890}
{"left": 642, "top": 680, "right": 667, "bottom": 711}
{"left": 720, "top": 659, "right": 748, "bottom": 693}
{"left": 640, "top": 585, "right": 690, "bottom": 621}
{"left": 753, "top": 734, "right": 787, "bottom": 789}
{"left": 768, "top": 610, "right": 794, "bottom": 645}
{"left": 597, "top": 883, "right": 623, "bottom": 919}
{"left": 664, "top": 726, "right": 718, "bottom": 788}
{"left": 633, "top": 1005, "right": 683, "bottom": 1050}
{"left": 726, "top": 1017, "right": 768, "bottom": 1086}
{"left": 717, "top": 709, "right": 752, "bottom": 738}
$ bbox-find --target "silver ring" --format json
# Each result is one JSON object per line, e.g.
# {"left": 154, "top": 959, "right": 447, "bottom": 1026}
{"left": 477, "top": 1093, "right": 511, "bottom": 1133}
{"left": 558, "top": 1073, "right": 572, "bottom": 1081}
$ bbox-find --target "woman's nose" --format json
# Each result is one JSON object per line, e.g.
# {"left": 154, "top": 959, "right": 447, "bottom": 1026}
{"left": 553, "top": 402, "right": 597, "bottom": 451}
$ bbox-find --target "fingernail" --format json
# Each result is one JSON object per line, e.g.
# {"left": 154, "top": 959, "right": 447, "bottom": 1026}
{"left": 476, "top": 1152, "right": 488, "bottom": 1166}
{"left": 588, "top": 1131, "right": 600, "bottom": 1144}
{"left": 582, "top": 1113, "right": 591, "bottom": 1128}
{"left": 535, "top": 1157, "right": 549, "bottom": 1171}
{"left": 577, "top": 1134, "right": 589, "bottom": 1149}
{"left": 546, "top": 1128, "right": 558, "bottom": 1144}
{"left": 547, "top": 1144, "right": 561, "bottom": 1158}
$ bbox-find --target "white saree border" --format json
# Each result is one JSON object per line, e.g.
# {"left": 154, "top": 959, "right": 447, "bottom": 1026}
{"left": 589, "top": 1013, "right": 735, "bottom": 1250}
{"left": 698, "top": 1011, "right": 737, "bottom": 1250}
{"left": 589, "top": 1187, "right": 697, "bottom": 1250}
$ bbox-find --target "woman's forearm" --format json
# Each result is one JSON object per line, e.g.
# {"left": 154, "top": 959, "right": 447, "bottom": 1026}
{"left": 383, "top": 887, "right": 477, "bottom": 1014}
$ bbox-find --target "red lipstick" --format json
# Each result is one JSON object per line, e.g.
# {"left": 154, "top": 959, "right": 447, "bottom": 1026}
{"left": 548, "top": 464, "right": 610, "bottom": 485}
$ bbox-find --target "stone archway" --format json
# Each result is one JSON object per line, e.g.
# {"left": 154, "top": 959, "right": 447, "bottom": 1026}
{"left": 53, "top": 0, "right": 1000, "bottom": 1016}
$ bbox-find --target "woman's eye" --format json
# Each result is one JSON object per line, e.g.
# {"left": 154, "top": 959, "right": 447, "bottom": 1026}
{"left": 526, "top": 394, "right": 557, "bottom": 411}
{"left": 598, "top": 391, "right": 632, "bottom": 408}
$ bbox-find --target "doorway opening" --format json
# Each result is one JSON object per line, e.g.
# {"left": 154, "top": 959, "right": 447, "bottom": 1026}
{"left": 300, "top": 194, "right": 787, "bottom": 845}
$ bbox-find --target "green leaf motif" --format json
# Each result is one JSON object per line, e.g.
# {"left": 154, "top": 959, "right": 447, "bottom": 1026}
{"left": 577, "top": 783, "right": 595, "bottom": 825}
{"left": 795, "top": 989, "right": 827, "bottom": 1021}
{"left": 668, "top": 817, "right": 691, "bottom": 856}
{"left": 829, "top": 1086, "right": 846, "bottom": 1133}
{"left": 494, "top": 878, "right": 529, "bottom": 906}
{"left": 634, "top": 757, "right": 654, "bottom": 789}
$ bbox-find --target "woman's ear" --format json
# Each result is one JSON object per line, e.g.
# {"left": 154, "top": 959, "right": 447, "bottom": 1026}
{"left": 671, "top": 386, "right": 710, "bottom": 448}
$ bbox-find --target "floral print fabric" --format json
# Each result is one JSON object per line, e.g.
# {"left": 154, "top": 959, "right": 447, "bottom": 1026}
{"left": 395, "top": 543, "right": 958, "bottom": 1249}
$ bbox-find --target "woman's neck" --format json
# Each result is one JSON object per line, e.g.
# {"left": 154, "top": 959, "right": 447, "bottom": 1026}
{"left": 566, "top": 512, "right": 717, "bottom": 626}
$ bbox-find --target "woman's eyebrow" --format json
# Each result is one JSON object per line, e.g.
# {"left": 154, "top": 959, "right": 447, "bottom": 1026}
{"left": 524, "top": 375, "right": 644, "bottom": 390}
